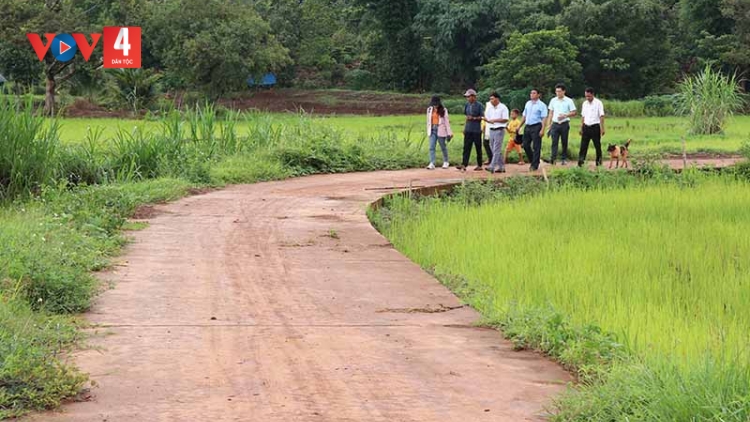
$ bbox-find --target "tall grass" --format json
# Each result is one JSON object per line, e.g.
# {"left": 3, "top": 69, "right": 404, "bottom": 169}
{"left": 374, "top": 173, "right": 750, "bottom": 420}
{"left": 678, "top": 65, "right": 745, "bottom": 135}
{"left": 0, "top": 99, "right": 59, "bottom": 199}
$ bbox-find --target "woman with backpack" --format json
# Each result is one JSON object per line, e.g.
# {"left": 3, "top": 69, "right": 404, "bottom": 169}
{"left": 425, "top": 96, "right": 453, "bottom": 169}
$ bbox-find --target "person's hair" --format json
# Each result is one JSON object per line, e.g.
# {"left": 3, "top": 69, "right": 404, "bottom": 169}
{"left": 429, "top": 95, "right": 446, "bottom": 117}
{"left": 555, "top": 83, "right": 566, "bottom": 92}
{"left": 530, "top": 88, "right": 540, "bottom": 95}
{"left": 489, "top": 92, "right": 500, "bottom": 100}
{"left": 511, "top": 108, "right": 520, "bottom": 115}
{"left": 585, "top": 87, "right": 595, "bottom": 95}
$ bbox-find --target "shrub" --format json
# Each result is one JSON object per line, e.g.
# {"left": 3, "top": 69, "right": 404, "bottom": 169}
{"left": 643, "top": 94, "right": 678, "bottom": 117}
{"left": 678, "top": 65, "right": 745, "bottom": 135}
{"left": 105, "top": 68, "right": 162, "bottom": 114}
{"left": 0, "top": 298, "right": 85, "bottom": 418}
{"left": 344, "top": 69, "right": 378, "bottom": 91}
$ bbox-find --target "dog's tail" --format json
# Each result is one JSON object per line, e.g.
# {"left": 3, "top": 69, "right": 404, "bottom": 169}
{"left": 625, "top": 139, "right": 632, "bottom": 148}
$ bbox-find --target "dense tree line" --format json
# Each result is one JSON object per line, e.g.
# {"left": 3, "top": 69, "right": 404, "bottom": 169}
{"left": 1, "top": 0, "right": 748, "bottom": 102}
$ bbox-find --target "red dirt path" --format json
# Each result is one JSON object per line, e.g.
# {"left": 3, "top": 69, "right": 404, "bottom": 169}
{"left": 29, "top": 158, "right": 739, "bottom": 422}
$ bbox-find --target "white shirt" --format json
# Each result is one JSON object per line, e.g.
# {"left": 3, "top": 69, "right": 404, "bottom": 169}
{"left": 484, "top": 102, "right": 509, "bottom": 129}
{"left": 548, "top": 96, "right": 576, "bottom": 124}
{"left": 581, "top": 98, "right": 605, "bottom": 126}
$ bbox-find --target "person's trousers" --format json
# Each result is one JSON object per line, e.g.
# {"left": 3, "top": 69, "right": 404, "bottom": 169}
{"left": 578, "top": 124, "right": 602, "bottom": 167}
{"left": 462, "top": 132, "right": 482, "bottom": 167}
{"left": 483, "top": 133, "right": 493, "bottom": 163}
{"left": 428, "top": 126, "right": 448, "bottom": 164}
{"left": 488, "top": 129, "right": 505, "bottom": 170}
{"left": 522, "top": 123, "right": 542, "bottom": 169}
{"left": 550, "top": 121, "right": 570, "bottom": 163}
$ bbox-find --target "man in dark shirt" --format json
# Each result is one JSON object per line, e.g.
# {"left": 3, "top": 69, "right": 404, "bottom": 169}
{"left": 458, "top": 89, "right": 485, "bottom": 171}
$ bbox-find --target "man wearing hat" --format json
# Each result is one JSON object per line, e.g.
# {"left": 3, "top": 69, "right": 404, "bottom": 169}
{"left": 458, "top": 89, "right": 485, "bottom": 171}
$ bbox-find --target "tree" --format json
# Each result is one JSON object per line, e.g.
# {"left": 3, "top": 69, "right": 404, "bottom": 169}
{"left": 0, "top": 0, "right": 90, "bottom": 115}
{"left": 562, "top": 0, "right": 678, "bottom": 98}
{"left": 146, "top": 0, "right": 290, "bottom": 98}
{"left": 357, "top": 0, "right": 422, "bottom": 91}
{"left": 481, "top": 28, "right": 582, "bottom": 95}
{"left": 414, "top": 0, "right": 507, "bottom": 91}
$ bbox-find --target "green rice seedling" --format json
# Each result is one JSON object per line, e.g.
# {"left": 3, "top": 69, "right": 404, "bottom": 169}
{"left": 376, "top": 175, "right": 750, "bottom": 419}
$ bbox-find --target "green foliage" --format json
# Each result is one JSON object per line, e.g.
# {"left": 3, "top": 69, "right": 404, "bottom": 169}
{"left": 358, "top": 0, "right": 422, "bottom": 91}
{"left": 642, "top": 94, "right": 679, "bottom": 117}
{"left": 105, "top": 69, "right": 162, "bottom": 114}
{"left": 344, "top": 70, "right": 379, "bottom": 91}
{"left": 553, "top": 359, "right": 750, "bottom": 421}
{"left": 561, "top": 0, "right": 678, "bottom": 99}
{"left": 678, "top": 65, "right": 745, "bottom": 134}
{"left": 0, "top": 99, "right": 58, "bottom": 199}
{"left": 490, "top": 305, "right": 625, "bottom": 376}
{"left": 146, "top": 0, "right": 290, "bottom": 98}
{"left": 481, "top": 28, "right": 582, "bottom": 94}
{"left": 0, "top": 297, "right": 85, "bottom": 418}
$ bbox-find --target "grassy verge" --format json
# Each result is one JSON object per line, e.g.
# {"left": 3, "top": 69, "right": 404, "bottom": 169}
{"left": 370, "top": 165, "right": 750, "bottom": 420}
{"left": 0, "top": 179, "right": 192, "bottom": 418}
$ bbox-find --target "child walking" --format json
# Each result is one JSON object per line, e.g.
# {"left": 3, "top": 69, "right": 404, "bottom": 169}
{"left": 505, "top": 109, "right": 525, "bottom": 165}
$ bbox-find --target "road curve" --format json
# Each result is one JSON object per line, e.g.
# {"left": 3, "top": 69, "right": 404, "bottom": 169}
{"left": 32, "top": 158, "right": 738, "bottom": 422}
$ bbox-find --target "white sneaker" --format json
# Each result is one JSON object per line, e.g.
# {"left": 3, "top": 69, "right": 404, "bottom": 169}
{"left": 426, "top": 162, "right": 436, "bottom": 170}
{"left": 442, "top": 162, "right": 450, "bottom": 169}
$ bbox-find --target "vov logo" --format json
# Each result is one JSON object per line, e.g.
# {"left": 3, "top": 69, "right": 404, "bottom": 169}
{"left": 26, "top": 27, "right": 141, "bottom": 68}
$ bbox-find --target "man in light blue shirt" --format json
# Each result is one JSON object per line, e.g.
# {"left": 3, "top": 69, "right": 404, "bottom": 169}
{"left": 519, "top": 88, "right": 548, "bottom": 171}
{"left": 546, "top": 83, "right": 577, "bottom": 165}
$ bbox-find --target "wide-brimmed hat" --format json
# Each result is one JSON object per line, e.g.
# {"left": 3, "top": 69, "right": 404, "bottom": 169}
{"left": 463, "top": 89, "right": 477, "bottom": 97}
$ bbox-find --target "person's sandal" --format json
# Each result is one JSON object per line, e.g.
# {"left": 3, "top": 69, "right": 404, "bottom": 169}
{"left": 474, "top": 166, "right": 483, "bottom": 171}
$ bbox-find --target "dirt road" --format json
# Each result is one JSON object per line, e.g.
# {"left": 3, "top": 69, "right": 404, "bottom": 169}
{"left": 32, "top": 159, "right": 738, "bottom": 422}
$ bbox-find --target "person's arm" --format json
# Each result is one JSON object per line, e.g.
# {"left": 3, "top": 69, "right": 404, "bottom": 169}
{"left": 445, "top": 110, "right": 453, "bottom": 137}
{"left": 539, "top": 104, "right": 548, "bottom": 136}
{"left": 426, "top": 108, "right": 431, "bottom": 137}
{"left": 599, "top": 102, "right": 606, "bottom": 136}
{"left": 566, "top": 99, "right": 577, "bottom": 119}
{"left": 498, "top": 106, "right": 509, "bottom": 124}
{"left": 546, "top": 103, "right": 554, "bottom": 129}
{"left": 580, "top": 104, "right": 586, "bottom": 135}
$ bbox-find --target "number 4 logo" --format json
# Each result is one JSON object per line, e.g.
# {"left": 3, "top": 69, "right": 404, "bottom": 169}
{"left": 103, "top": 27, "right": 141, "bottom": 68}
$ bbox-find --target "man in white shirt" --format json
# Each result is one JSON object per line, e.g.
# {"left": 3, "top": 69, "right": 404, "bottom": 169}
{"left": 483, "top": 101, "right": 493, "bottom": 165}
{"left": 578, "top": 87, "right": 606, "bottom": 167}
{"left": 484, "top": 92, "right": 509, "bottom": 173}
{"left": 546, "top": 83, "right": 577, "bottom": 165}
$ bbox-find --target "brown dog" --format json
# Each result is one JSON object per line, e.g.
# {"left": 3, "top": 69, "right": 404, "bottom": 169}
{"left": 607, "top": 139, "right": 631, "bottom": 169}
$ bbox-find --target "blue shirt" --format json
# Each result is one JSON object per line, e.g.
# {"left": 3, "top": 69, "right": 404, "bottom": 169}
{"left": 548, "top": 96, "right": 576, "bottom": 124}
{"left": 523, "top": 100, "right": 548, "bottom": 125}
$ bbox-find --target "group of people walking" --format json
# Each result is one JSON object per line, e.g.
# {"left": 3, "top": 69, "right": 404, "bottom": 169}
{"left": 425, "top": 85, "right": 606, "bottom": 172}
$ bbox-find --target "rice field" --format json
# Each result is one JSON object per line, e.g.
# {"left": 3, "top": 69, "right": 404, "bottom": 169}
{"left": 55, "top": 115, "right": 750, "bottom": 157}
{"left": 377, "top": 176, "right": 750, "bottom": 419}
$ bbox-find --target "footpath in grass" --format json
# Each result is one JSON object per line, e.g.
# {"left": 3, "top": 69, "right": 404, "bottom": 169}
{"left": 370, "top": 166, "right": 750, "bottom": 420}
